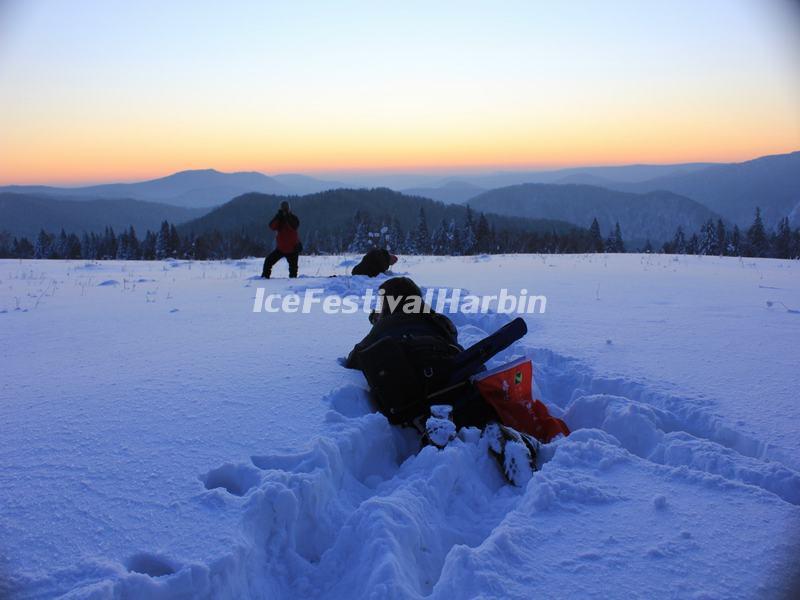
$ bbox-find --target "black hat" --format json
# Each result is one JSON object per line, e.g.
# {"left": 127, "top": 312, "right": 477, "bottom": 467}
{"left": 378, "top": 277, "right": 425, "bottom": 315}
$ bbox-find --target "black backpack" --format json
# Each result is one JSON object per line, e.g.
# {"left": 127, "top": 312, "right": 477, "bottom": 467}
{"left": 357, "top": 334, "right": 462, "bottom": 425}
{"left": 357, "top": 318, "right": 528, "bottom": 426}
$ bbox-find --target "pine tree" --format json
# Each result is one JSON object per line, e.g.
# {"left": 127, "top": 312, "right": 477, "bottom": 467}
{"left": 104, "top": 227, "right": 118, "bottom": 259}
{"left": 414, "top": 207, "right": 431, "bottom": 254}
{"left": 605, "top": 221, "right": 625, "bottom": 253}
{"left": 0, "top": 233, "right": 10, "bottom": 258}
{"left": 127, "top": 226, "right": 140, "bottom": 259}
{"left": 476, "top": 213, "right": 491, "bottom": 253}
{"left": 643, "top": 239, "right": 653, "bottom": 253}
{"left": 686, "top": 233, "right": 699, "bottom": 255}
{"left": 169, "top": 224, "right": 181, "bottom": 258}
{"left": 447, "top": 219, "right": 461, "bottom": 256}
{"left": 774, "top": 217, "right": 792, "bottom": 259}
{"left": 716, "top": 219, "right": 727, "bottom": 256}
{"left": 378, "top": 221, "right": 394, "bottom": 252}
{"left": 348, "top": 218, "right": 371, "bottom": 253}
{"left": 116, "top": 230, "right": 129, "bottom": 260}
{"left": 589, "top": 218, "right": 604, "bottom": 253}
{"left": 34, "top": 230, "right": 51, "bottom": 259}
{"left": 462, "top": 206, "right": 477, "bottom": 255}
{"left": 699, "top": 219, "right": 718, "bottom": 255}
{"left": 672, "top": 226, "right": 686, "bottom": 254}
{"left": 730, "top": 225, "right": 741, "bottom": 255}
{"left": 747, "top": 207, "right": 767, "bottom": 257}
{"left": 141, "top": 231, "right": 157, "bottom": 260}
{"left": 389, "top": 217, "right": 404, "bottom": 253}
{"left": 431, "top": 219, "right": 449, "bottom": 255}
{"left": 13, "top": 237, "right": 34, "bottom": 258}
{"left": 613, "top": 222, "right": 625, "bottom": 252}
{"left": 80, "top": 233, "right": 95, "bottom": 260}
{"left": 156, "top": 221, "right": 170, "bottom": 259}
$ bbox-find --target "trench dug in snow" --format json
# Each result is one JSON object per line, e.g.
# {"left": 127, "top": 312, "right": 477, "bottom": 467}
{"left": 94, "top": 280, "right": 800, "bottom": 598}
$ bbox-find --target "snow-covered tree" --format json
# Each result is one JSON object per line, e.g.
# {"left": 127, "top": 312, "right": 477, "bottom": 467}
{"left": 431, "top": 219, "right": 449, "bottom": 255}
{"left": 410, "top": 207, "right": 430, "bottom": 254}
{"left": 34, "top": 230, "right": 51, "bottom": 259}
{"left": 447, "top": 219, "right": 462, "bottom": 256}
{"left": 699, "top": 219, "right": 718, "bottom": 256}
{"left": 348, "top": 218, "right": 371, "bottom": 253}
{"left": 462, "top": 206, "right": 477, "bottom": 255}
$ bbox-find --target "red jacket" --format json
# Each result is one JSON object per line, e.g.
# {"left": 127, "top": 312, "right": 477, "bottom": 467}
{"left": 269, "top": 212, "right": 300, "bottom": 254}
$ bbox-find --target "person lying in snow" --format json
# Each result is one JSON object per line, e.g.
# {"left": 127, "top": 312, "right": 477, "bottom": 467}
{"left": 262, "top": 201, "right": 301, "bottom": 279}
{"left": 344, "top": 276, "right": 569, "bottom": 485}
{"left": 351, "top": 248, "right": 398, "bottom": 277}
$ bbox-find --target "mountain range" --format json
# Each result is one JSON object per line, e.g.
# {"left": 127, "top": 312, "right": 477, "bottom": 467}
{"left": 468, "top": 185, "right": 722, "bottom": 245}
{"left": 589, "top": 151, "right": 800, "bottom": 228}
{"left": 179, "top": 188, "right": 577, "bottom": 242}
{"left": 0, "top": 169, "right": 344, "bottom": 209}
{"left": 401, "top": 181, "right": 487, "bottom": 204}
{"left": 0, "top": 193, "right": 207, "bottom": 238}
{"left": 1, "top": 150, "right": 797, "bottom": 242}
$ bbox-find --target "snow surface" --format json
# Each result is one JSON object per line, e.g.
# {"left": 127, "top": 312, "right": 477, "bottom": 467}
{"left": 1, "top": 254, "right": 799, "bottom": 598}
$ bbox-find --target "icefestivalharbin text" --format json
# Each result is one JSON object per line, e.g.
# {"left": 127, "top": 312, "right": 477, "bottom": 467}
{"left": 252, "top": 287, "right": 547, "bottom": 315}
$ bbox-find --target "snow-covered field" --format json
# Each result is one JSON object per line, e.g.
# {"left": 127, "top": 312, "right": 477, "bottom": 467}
{"left": 2, "top": 254, "right": 799, "bottom": 599}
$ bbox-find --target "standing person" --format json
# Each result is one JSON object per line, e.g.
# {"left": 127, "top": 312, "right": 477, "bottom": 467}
{"left": 262, "top": 201, "right": 301, "bottom": 278}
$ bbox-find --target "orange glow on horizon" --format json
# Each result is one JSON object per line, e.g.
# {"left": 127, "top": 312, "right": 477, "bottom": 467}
{"left": 2, "top": 142, "right": 798, "bottom": 186}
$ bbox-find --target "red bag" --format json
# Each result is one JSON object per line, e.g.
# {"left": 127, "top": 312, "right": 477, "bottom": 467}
{"left": 473, "top": 358, "right": 570, "bottom": 443}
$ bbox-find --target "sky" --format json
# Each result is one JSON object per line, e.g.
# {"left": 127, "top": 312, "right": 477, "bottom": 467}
{"left": 0, "top": 0, "right": 798, "bottom": 185}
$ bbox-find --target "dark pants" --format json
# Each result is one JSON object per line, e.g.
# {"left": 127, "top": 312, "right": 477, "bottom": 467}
{"left": 262, "top": 248, "right": 299, "bottom": 278}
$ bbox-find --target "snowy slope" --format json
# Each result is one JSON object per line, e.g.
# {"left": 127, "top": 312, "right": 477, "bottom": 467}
{"left": 1, "top": 255, "right": 799, "bottom": 599}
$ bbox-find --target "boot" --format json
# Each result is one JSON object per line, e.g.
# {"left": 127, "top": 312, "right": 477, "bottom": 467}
{"left": 483, "top": 422, "right": 539, "bottom": 486}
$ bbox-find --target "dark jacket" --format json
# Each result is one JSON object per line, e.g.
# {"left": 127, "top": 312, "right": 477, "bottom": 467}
{"left": 352, "top": 249, "right": 392, "bottom": 277}
{"left": 269, "top": 211, "right": 300, "bottom": 254}
{"left": 345, "top": 311, "right": 460, "bottom": 370}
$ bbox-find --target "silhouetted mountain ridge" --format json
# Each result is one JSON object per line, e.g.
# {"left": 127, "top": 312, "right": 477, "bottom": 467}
{"left": 180, "top": 188, "right": 579, "bottom": 241}
{"left": 601, "top": 151, "right": 800, "bottom": 227}
{"left": 0, "top": 193, "right": 208, "bottom": 238}
{"left": 468, "top": 184, "right": 723, "bottom": 244}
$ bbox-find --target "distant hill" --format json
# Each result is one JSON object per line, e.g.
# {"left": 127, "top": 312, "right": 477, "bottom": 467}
{"left": 455, "top": 163, "right": 716, "bottom": 190}
{"left": 0, "top": 193, "right": 208, "bottom": 238}
{"left": 0, "top": 169, "right": 310, "bottom": 209}
{"left": 609, "top": 151, "right": 800, "bottom": 228}
{"left": 272, "top": 173, "right": 348, "bottom": 195}
{"left": 468, "top": 184, "right": 723, "bottom": 245}
{"left": 330, "top": 163, "right": 716, "bottom": 190}
{"left": 180, "top": 188, "right": 578, "bottom": 240}
{"left": 553, "top": 173, "right": 623, "bottom": 187}
{"left": 402, "top": 181, "right": 486, "bottom": 204}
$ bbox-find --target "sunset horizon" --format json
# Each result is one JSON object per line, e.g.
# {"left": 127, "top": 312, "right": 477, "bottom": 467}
{"left": 2, "top": 0, "right": 798, "bottom": 186}
{"left": 4, "top": 144, "right": 800, "bottom": 187}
